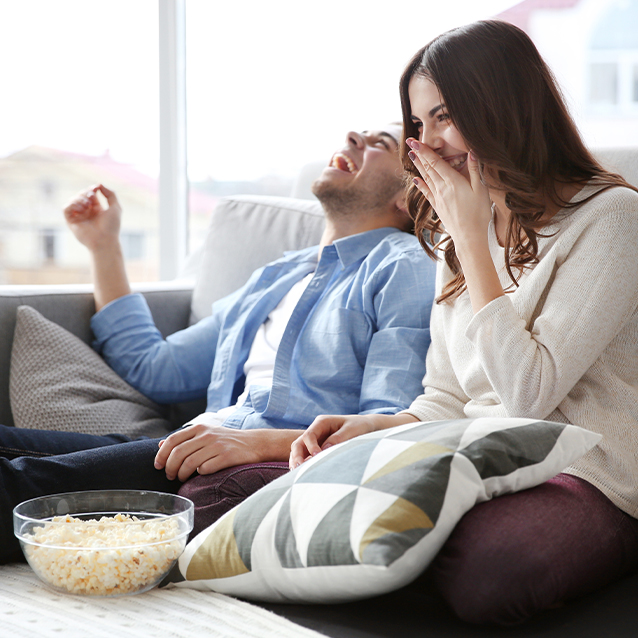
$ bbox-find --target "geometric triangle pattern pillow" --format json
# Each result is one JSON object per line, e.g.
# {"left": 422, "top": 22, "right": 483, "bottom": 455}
{"left": 168, "top": 418, "right": 601, "bottom": 603}
{"left": 10, "top": 305, "right": 173, "bottom": 438}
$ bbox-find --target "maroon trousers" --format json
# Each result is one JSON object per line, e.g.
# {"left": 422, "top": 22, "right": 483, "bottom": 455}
{"left": 179, "top": 467, "right": 638, "bottom": 625}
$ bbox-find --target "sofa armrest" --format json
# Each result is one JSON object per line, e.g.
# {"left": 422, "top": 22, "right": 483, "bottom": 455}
{"left": 0, "top": 281, "right": 194, "bottom": 428}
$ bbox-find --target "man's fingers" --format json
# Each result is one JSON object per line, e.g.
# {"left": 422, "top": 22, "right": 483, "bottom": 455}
{"left": 289, "top": 432, "right": 321, "bottom": 469}
{"left": 98, "top": 183, "right": 118, "bottom": 206}
{"left": 173, "top": 447, "right": 216, "bottom": 481}
{"left": 154, "top": 427, "right": 194, "bottom": 469}
{"left": 289, "top": 439, "right": 306, "bottom": 469}
{"left": 162, "top": 438, "right": 202, "bottom": 480}
{"left": 289, "top": 438, "right": 313, "bottom": 469}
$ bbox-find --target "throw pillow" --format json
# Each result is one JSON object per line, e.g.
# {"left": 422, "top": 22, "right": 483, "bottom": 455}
{"left": 10, "top": 305, "right": 173, "bottom": 438}
{"left": 168, "top": 417, "right": 601, "bottom": 603}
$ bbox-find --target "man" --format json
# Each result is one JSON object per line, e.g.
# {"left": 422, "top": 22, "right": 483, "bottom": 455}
{"left": 0, "top": 125, "right": 436, "bottom": 559}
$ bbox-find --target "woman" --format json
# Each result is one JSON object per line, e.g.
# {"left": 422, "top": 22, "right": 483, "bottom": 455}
{"left": 290, "top": 20, "right": 638, "bottom": 625}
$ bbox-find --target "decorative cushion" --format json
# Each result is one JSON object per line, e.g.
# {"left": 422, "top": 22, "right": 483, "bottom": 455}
{"left": 10, "top": 305, "right": 173, "bottom": 438}
{"left": 169, "top": 417, "right": 600, "bottom": 603}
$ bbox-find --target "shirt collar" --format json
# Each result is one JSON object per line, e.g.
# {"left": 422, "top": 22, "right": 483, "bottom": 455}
{"left": 283, "top": 227, "right": 406, "bottom": 269}
{"left": 331, "top": 227, "right": 404, "bottom": 268}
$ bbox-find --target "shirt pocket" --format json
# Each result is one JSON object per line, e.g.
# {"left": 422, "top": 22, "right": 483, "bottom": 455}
{"left": 298, "top": 307, "right": 371, "bottom": 376}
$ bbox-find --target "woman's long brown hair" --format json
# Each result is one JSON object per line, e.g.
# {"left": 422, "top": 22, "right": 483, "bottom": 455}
{"left": 400, "top": 20, "right": 637, "bottom": 303}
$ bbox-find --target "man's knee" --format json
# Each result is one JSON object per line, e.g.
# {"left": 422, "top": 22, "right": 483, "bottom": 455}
{"left": 179, "top": 462, "right": 289, "bottom": 538}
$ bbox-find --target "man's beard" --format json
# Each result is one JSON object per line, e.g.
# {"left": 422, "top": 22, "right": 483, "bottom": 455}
{"left": 311, "top": 173, "right": 403, "bottom": 219}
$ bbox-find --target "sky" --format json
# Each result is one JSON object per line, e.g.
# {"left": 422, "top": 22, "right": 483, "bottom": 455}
{"left": 0, "top": 0, "right": 520, "bottom": 182}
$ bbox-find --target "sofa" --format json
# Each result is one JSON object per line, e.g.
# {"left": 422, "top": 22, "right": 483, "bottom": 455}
{"left": 2, "top": 148, "right": 638, "bottom": 636}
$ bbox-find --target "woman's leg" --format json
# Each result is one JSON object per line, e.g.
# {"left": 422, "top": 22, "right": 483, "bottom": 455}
{"left": 0, "top": 436, "right": 177, "bottom": 564}
{"left": 431, "top": 473, "right": 638, "bottom": 625}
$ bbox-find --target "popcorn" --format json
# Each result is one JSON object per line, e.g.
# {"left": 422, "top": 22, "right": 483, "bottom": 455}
{"left": 22, "top": 513, "right": 185, "bottom": 596}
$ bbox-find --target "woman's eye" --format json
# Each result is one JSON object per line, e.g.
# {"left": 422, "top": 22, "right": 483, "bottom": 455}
{"left": 375, "top": 140, "right": 390, "bottom": 149}
{"left": 437, "top": 113, "right": 451, "bottom": 123}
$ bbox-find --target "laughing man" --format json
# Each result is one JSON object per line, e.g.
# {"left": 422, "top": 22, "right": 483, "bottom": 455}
{"left": 0, "top": 124, "right": 436, "bottom": 558}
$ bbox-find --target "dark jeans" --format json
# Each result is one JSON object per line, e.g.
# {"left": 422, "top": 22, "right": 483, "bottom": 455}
{"left": 0, "top": 424, "right": 179, "bottom": 564}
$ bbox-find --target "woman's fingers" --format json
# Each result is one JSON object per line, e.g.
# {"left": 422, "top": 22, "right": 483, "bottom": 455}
{"left": 289, "top": 415, "right": 345, "bottom": 469}
{"left": 467, "top": 150, "right": 488, "bottom": 196}
{"left": 289, "top": 435, "right": 316, "bottom": 469}
{"left": 406, "top": 138, "right": 450, "bottom": 184}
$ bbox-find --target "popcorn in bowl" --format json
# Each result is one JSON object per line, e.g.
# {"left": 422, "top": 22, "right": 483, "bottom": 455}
{"left": 14, "top": 490, "right": 194, "bottom": 596}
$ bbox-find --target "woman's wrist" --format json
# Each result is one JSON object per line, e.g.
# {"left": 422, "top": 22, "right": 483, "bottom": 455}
{"left": 373, "top": 412, "right": 419, "bottom": 431}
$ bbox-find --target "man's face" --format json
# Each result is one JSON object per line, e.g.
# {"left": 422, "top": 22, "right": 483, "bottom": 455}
{"left": 312, "top": 129, "right": 404, "bottom": 216}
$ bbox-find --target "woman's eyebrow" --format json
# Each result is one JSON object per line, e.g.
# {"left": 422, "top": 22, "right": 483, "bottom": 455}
{"left": 429, "top": 104, "right": 444, "bottom": 118}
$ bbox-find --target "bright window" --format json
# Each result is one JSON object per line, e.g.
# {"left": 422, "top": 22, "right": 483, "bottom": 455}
{"left": 590, "top": 62, "right": 619, "bottom": 104}
{"left": 0, "top": 0, "right": 160, "bottom": 285}
{"left": 184, "top": 0, "right": 520, "bottom": 236}
{"left": 1, "top": 0, "right": 524, "bottom": 286}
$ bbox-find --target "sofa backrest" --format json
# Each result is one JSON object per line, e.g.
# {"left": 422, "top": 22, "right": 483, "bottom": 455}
{"left": 595, "top": 148, "right": 638, "bottom": 188}
{"left": 189, "top": 195, "right": 325, "bottom": 323}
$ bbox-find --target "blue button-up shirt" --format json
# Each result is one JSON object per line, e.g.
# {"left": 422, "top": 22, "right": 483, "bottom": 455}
{"left": 92, "top": 227, "right": 436, "bottom": 430}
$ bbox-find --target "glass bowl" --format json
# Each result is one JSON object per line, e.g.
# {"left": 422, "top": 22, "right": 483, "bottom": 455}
{"left": 13, "top": 490, "right": 194, "bottom": 597}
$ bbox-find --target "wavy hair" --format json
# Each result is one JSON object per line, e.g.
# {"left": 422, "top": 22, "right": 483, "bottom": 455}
{"left": 399, "top": 20, "right": 636, "bottom": 302}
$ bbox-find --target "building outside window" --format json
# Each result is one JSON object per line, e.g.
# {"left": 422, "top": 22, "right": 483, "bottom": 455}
{"left": 40, "top": 229, "right": 59, "bottom": 263}
{"left": 120, "top": 232, "right": 146, "bottom": 262}
{"left": 590, "top": 61, "right": 619, "bottom": 104}
{"left": 588, "top": 0, "right": 638, "bottom": 111}
{"left": 0, "top": 1, "right": 161, "bottom": 285}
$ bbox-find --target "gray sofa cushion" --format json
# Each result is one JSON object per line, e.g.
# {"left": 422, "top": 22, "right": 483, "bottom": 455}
{"left": 10, "top": 305, "right": 173, "bottom": 438}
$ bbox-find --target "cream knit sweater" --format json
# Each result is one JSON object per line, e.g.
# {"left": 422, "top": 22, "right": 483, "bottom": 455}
{"left": 406, "top": 184, "right": 638, "bottom": 517}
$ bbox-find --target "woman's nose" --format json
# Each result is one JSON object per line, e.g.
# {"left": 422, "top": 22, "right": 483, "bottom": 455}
{"left": 420, "top": 125, "right": 442, "bottom": 151}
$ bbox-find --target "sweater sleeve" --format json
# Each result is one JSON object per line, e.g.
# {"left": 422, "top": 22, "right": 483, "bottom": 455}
{"left": 465, "top": 191, "right": 638, "bottom": 419}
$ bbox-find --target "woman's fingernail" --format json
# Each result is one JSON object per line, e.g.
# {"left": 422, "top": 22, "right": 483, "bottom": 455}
{"left": 408, "top": 151, "right": 417, "bottom": 161}
{"left": 469, "top": 151, "right": 476, "bottom": 161}
{"left": 407, "top": 138, "right": 419, "bottom": 150}
{"left": 413, "top": 178, "right": 420, "bottom": 186}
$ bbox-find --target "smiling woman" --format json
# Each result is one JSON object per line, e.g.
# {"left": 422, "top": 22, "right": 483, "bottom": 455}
{"left": 291, "top": 18, "right": 638, "bottom": 626}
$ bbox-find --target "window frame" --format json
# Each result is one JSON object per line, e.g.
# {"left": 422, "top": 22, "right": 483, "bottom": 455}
{"left": 158, "top": 0, "right": 188, "bottom": 281}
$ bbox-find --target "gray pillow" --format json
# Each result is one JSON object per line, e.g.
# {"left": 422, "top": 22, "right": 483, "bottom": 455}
{"left": 10, "top": 305, "right": 173, "bottom": 438}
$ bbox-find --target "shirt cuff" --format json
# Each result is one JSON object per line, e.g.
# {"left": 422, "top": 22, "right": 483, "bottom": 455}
{"left": 90, "top": 293, "right": 155, "bottom": 348}
{"left": 182, "top": 411, "right": 229, "bottom": 428}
